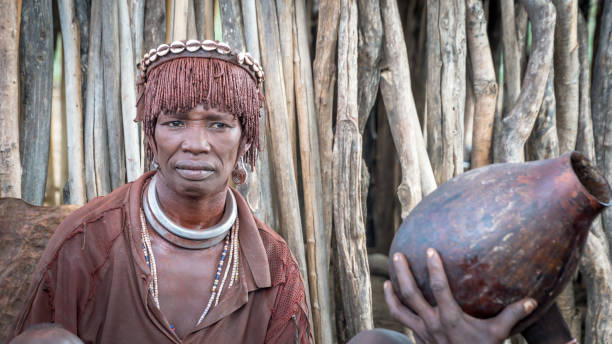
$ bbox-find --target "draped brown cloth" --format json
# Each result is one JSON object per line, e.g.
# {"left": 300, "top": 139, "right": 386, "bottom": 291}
{"left": 12, "top": 171, "right": 312, "bottom": 344}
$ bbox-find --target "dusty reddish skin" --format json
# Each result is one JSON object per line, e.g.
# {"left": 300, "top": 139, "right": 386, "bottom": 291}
{"left": 389, "top": 152, "right": 610, "bottom": 334}
{"left": 147, "top": 104, "right": 249, "bottom": 338}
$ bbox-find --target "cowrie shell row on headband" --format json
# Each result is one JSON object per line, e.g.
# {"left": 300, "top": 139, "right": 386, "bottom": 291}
{"left": 139, "top": 39, "right": 264, "bottom": 86}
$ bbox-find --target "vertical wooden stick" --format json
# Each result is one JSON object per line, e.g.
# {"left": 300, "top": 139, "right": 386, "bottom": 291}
{"left": 276, "top": 0, "right": 297, "bottom": 170}
{"left": 333, "top": 0, "right": 373, "bottom": 336}
{"left": 220, "top": 0, "right": 245, "bottom": 49}
{"left": 241, "top": 0, "right": 258, "bottom": 56}
{"left": 501, "top": 0, "right": 521, "bottom": 109}
{"left": 467, "top": 0, "right": 498, "bottom": 168}
{"left": 0, "top": 0, "right": 22, "bottom": 198}
{"left": 425, "top": 0, "right": 465, "bottom": 185}
{"left": 255, "top": 0, "right": 311, "bottom": 306}
{"left": 356, "top": 0, "right": 382, "bottom": 132}
{"left": 102, "top": 0, "right": 126, "bottom": 190}
{"left": 19, "top": 0, "right": 54, "bottom": 205}
{"left": 132, "top": 0, "right": 145, "bottom": 63}
{"left": 379, "top": 0, "right": 423, "bottom": 217}
{"left": 313, "top": 0, "right": 340, "bottom": 248}
{"left": 172, "top": 0, "right": 188, "bottom": 40}
{"left": 144, "top": 0, "right": 166, "bottom": 51}
{"left": 553, "top": 0, "right": 580, "bottom": 154}
{"left": 58, "top": 0, "right": 87, "bottom": 205}
{"left": 118, "top": 0, "right": 142, "bottom": 182}
{"left": 494, "top": 0, "right": 556, "bottom": 163}
{"left": 294, "top": 0, "right": 333, "bottom": 342}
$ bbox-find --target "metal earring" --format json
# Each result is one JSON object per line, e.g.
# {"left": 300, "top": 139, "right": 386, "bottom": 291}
{"left": 232, "top": 157, "right": 247, "bottom": 185}
{"left": 151, "top": 158, "right": 159, "bottom": 170}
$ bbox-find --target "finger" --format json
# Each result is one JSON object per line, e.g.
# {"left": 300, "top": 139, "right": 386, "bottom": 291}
{"left": 384, "top": 281, "right": 424, "bottom": 329}
{"left": 490, "top": 298, "right": 537, "bottom": 338}
{"left": 425, "top": 248, "right": 462, "bottom": 327}
{"left": 392, "top": 253, "right": 436, "bottom": 320}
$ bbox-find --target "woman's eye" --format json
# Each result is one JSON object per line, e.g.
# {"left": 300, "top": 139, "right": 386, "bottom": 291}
{"left": 211, "top": 122, "right": 229, "bottom": 129}
{"left": 166, "top": 120, "right": 184, "bottom": 127}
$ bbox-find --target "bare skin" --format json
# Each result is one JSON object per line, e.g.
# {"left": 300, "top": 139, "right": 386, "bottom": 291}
{"left": 384, "top": 249, "right": 537, "bottom": 344}
{"left": 147, "top": 105, "right": 249, "bottom": 338}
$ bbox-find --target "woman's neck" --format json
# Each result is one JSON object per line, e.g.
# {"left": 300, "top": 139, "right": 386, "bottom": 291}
{"left": 151, "top": 176, "right": 227, "bottom": 230}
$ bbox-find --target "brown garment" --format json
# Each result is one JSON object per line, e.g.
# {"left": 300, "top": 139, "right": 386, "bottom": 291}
{"left": 13, "top": 172, "right": 312, "bottom": 344}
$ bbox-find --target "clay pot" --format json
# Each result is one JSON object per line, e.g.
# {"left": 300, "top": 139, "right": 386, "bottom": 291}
{"left": 389, "top": 152, "right": 611, "bottom": 333}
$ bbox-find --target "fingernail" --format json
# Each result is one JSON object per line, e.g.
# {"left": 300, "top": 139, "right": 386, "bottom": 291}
{"left": 393, "top": 253, "right": 401, "bottom": 262}
{"left": 523, "top": 299, "right": 537, "bottom": 313}
{"left": 427, "top": 248, "right": 435, "bottom": 258}
{"left": 384, "top": 281, "right": 390, "bottom": 290}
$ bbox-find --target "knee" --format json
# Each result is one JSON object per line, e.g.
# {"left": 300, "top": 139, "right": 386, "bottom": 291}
{"left": 348, "top": 328, "right": 413, "bottom": 344}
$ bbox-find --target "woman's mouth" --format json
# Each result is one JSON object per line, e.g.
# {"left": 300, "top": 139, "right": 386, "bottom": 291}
{"left": 175, "top": 161, "right": 215, "bottom": 181}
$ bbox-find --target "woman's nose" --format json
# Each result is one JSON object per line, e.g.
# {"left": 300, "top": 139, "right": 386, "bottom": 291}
{"left": 181, "top": 127, "right": 211, "bottom": 153}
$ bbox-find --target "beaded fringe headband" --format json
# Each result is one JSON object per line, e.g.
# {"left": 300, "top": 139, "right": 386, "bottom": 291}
{"left": 135, "top": 40, "right": 265, "bottom": 168}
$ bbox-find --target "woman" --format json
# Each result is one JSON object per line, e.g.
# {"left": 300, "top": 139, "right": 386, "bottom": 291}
{"left": 13, "top": 40, "right": 311, "bottom": 343}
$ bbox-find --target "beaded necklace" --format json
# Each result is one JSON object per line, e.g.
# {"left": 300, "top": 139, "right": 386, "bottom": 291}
{"left": 138, "top": 209, "right": 240, "bottom": 327}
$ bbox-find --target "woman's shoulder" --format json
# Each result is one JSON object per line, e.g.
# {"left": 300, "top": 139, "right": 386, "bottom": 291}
{"left": 252, "top": 218, "right": 302, "bottom": 286}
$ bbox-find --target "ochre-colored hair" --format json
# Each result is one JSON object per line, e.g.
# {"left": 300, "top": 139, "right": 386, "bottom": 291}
{"left": 136, "top": 57, "right": 262, "bottom": 168}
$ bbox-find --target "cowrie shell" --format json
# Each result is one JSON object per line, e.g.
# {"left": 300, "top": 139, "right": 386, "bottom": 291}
{"left": 170, "top": 41, "right": 185, "bottom": 53}
{"left": 149, "top": 53, "right": 158, "bottom": 62}
{"left": 186, "top": 40, "right": 201, "bottom": 52}
{"left": 157, "top": 44, "right": 170, "bottom": 56}
{"left": 216, "top": 42, "right": 231, "bottom": 54}
{"left": 202, "top": 40, "right": 217, "bottom": 51}
{"left": 238, "top": 52, "right": 246, "bottom": 64}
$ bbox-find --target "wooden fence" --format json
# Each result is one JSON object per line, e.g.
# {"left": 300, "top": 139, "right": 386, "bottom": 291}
{"left": 1, "top": 0, "right": 611, "bottom": 343}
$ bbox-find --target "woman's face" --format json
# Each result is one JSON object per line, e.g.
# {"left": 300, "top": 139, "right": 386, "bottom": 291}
{"left": 152, "top": 104, "right": 245, "bottom": 199}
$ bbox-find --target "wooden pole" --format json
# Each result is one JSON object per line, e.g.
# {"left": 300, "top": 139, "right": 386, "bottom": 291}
{"left": 84, "top": 0, "right": 102, "bottom": 200}
{"left": 118, "top": 0, "right": 142, "bottom": 182}
{"left": 501, "top": 0, "right": 521, "bottom": 110}
{"left": 255, "top": 0, "right": 311, "bottom": 305}
{"left": 553, "top": 0, "right": 580, "bottom": 154}
{"left": 466, "top": 0, "right": 498, "bottom": 168}
{"left": 312, "top": 0, "right": 340, "bottom": 259}
{"left": 425, "top": 0, "right": 465, "bottom": 185}
{"left": 356, "top": 0, "right": 382, "bottom": 133}
{"left": 58, "top": 0, "right": 87, "bottom": 205}
{"left": 144, "top": 0, "right": 166, "bottom": 51}
{"left": 333, "top": 0, "right": 373, "bottom": 336}
{"left": 241, "top": 0, "right": 258, "bottom": 56}
{"left": 132, "top": 0, "right": 146, "bottom": 63}
{"left": 187, "top": 0, "right": 197, "bottom": 39}
{"left": 494, "top": 0, "right": 556, "bottom": 163}
{"left": 526, "top": 72, "right": 559, "bottom": 161}
{"left": 219, "top": 0, "right": 245, "bottom": 49}
{"left": 0, "top": 0, "right": 22, "bottom": 198}
{"left": 294, "top": 0, "right": 333, "bottom": 342}
{"left": 590, "top": 0, "right": 612, "bottom": 257}
{"left": 19, "top": 0, "right": 54, "bottom": 205}
{"left": 172, "top": 0, "right": 188, "bottom": 40}
{"left": 276, "top": 0, "right": 297, "bottom": 170}
{"left": 379, "top": 0, "right": 423, "bottom": 218}
{"left": 102, "top": 0, "right": 126, "bottom": 190}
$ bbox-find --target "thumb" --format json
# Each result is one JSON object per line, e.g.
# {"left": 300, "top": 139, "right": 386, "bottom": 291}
{"left": 492, "top": 298, "right": 537, "bottom": 336}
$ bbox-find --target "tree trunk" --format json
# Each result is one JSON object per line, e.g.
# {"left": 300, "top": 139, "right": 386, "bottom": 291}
{"left": 58, "top": 0, "right": 87, "bottom": 205}
{"left": 0, "top": 0, "right": 22, "bottom": 199}
{"left": 591, "top": 0, "right": 612, "bottom": 258}
{"left": 553, "top": 0, "right": 580, "bottom": 154}
{"left": 467, "top": 0, "right": 498, "bottom": 169}
{"left": 19, "top": 0, "right": 53, "bottom": 205}
{"left": 333, "top": 0, "right": 373, "bottom": 337}
{"left": 255, "top": 0, "right": 311, "bottom": 306}
{"left": 494, "top": 0, "right": 556, "bottom": 163}
{"left": 425, "top": 0, "right": 465, "bottom": 185}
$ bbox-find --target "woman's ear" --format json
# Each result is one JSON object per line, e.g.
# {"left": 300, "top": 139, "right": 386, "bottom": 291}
{"left": 237, "top": 138, "right": 252, "bottom": 164}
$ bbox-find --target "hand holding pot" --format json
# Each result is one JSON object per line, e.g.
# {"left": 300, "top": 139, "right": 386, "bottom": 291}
{"left": 385, "top": 251, "right": 537, "bottom": 344}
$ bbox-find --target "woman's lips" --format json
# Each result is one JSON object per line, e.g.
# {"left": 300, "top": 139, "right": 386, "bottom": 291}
{"left": 175, "top": 161, "right": 215, "bottom": 181}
